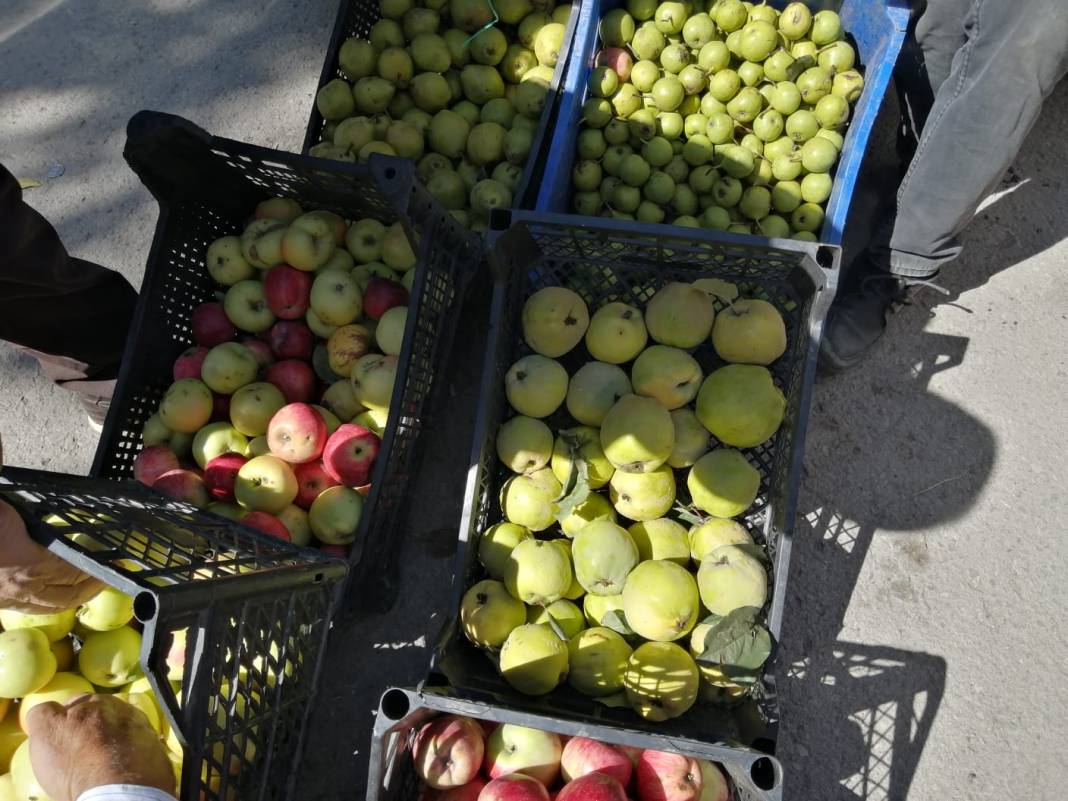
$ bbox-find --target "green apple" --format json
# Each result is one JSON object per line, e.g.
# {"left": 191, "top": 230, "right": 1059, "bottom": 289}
{"left": 710, "top": 298, "right": 787, "bottom": 365}
{"left": 628, "top": 518, "right": 689, "bottom": 564}
{"left": 0, "top": 609, "right": 75, "bottom": 643}
{"left": 572, "top": 521, "right": 638, "bottom": 596}
{"left": 689, "top": 518, "right": 752, "bottom": 562}
{"left": 696, "top": 544, "right": 768, "bottom": 615}
{"left": 600, "top": 394, "right": 674, "bottom": 473}
{"left": 353, "top": 407, "right": 389, "bottom": 436}
{"left": 499, "top": 624, "right": 568, "bottom": 695}
{"left": 644, "top": 282, "right": 715, "bottom": 347}
{"left": 200, "top": 342, "right": 257, "bottom": 394}
{"left": 624, "top": 641, "right": 699, "bottom": 720}
{"left": 585, "top": 302, "right": 648, "bottom": 363}
{"left": 224, "top": 280, "right": 275, "bottom": 333}
{"left": 192, "top": 422, "right": 248, "bottom": 470}
{"left": 496, "top": 415, "right": 554, "bottom": 474}
{"left": 277, "top": 504, "right": 312, "bottom": 546}
{"left": 0, "top": 628, "right": 56, "bottom": 698}
{"left": 240, "top": 219, "right": 287, "bottom": 270}
{"left": 205, "top": 236, "right": 253, "bottom": 285}
{"left": 631, "top": 346, "right": 703, "bottom": 409}
{"left": 696, "top": 364, "right": 785, "bottom": 448}
{"left": 503, "top": 537, "right": 572, "bottom": 605}
{"left": 246, "top": 436, "right": 270, "bottom": 457}
{"left": 461, "top": 579, "right": 527, "bottom": 647}
{"left": 622, "top": 560, "right": 700, "bottom": 641}
{"left": 234, "top": 455, "right": 299, "bottom": 513}
{"left": 485, "top": 724, "right": 563, "bottom": 787}
{"left": 351, "top": 354, "right": 398, "bottom": 411}
{"left": 11, "top": 741, "right": 49, "bottom": 801}
{"left": 282, "top": 215, "right": 337, "bottom": 272}
{"left": 479, "top": 522, "right": 532, "bottom": 579}
{"left": 18, "top": 672, "right": 94, "bottom": 729}
{"left": 550, "top": 426, "right": 614, "bottom": 489}
{"left": 375, "top": 306, "right": 407, "bottom": 356}
{"left": 566, "top": 362, "right": 631, "bottom": 427}
{"left": 504, "top": 355, "right": 568, "bottom": 418}
{"left": 609, "top": 464, "right": 676, "bottom": 521}
{"left": 309, "top": 485, "right": 363, "bottom": 544}
{"left": 687, "top": 449, "right": 760, "bottom": 518}
{"left": 159, "top": 379, "right": 213, "bottom": 434}
{"left": 558, "top": 492, "right": 616, "bottom": 538}
{"left": 500, "top": 468, "right": 560, "bottom": 531}
{"left": 76, "top": 587, "right": 134, "bottom": 632}
{"left": 567, "top": 627, "right": 632, "bottom": 697}
{"left": 311, "top": 270, "right": 362, "bottom": 326}
{"left": 522, "top": 287, "right": 590, "bottom": 358}
{"left": 345, "top": 218, "right": 387, "bottom": 262}
{"left": 527, "top": 599, "right": 585, "bottom": 640}
{"left": 381, "top": 222, "right": 417, "bottom": 271}
{"left": 78, "top": 626, "right": 142, "bottom": 688}
{"left": 229, "top": 382, "right": 286, "bottom": 437}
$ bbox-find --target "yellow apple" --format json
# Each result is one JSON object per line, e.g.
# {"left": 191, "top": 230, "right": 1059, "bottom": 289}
{"left": 18, "top": 673, "right": 93, "bottom": 731}
{"left": 76, "top": 586, "right": 134, "bottom": 632}
{"left": 0, "top": 630, "right": 56, "bottom": 699}
{"left": 0, "top": 713, "right": 26, "bottom": 773}
{"left": 0, "top": 609, "right": 75, "bottom": 643}
{"left": 11, "top": 741, "right": 52, "bottom": 801}
{"left": 77, "top": 627, "right": 142, "bottom": 688}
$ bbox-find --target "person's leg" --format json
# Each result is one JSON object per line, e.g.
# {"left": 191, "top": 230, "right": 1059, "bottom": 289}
{"left": 888, "top": 0, "right": 1068, "bottom": 277}
{"left": 0, "top": 163, "right": 138, "bottom": 423}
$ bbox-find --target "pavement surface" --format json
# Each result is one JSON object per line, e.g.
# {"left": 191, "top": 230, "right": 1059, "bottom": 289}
{"left": 2, "top": 2, "right": 1067, "bottom": 800}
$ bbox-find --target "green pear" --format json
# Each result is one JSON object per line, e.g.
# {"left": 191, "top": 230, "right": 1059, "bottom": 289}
{"left": 609, "top": 464, "right": 676, "bottom": 521}
{"left": 551, "top": 426, "right": 615, "bottom": 489}
{"left": 567, "top": 627, "right": 633, "bottom": 697}
{"left": 600, "top": 394, "right": 674, "bottom": 473}
{"left": 503, "top": 537, "right": 573, "bottom": 604}
{"left": 566, "top": 362, "right": 632, "bottom": 427}
{"left": 696, "top": 544, "right": 768, "bottom": 615}
{"left": 695, "top": 364, "right": 785, "bottom": 448}
{"left": 631, "top": 346, "right": 703, "bottom": 409}
{"left": 461, "top": 579, "right": 527, "bottom": 647}
{"left": 500, "top": 623, "right": 569, "bottom": 695}
{"left": 624, "top": 641, "right": 699, "bottom": 720}
{"left": 573, "top": 521, "right": 639, "bottom": 596}
{"left": 628, "top": 518, "right": 689, "bottom": 564}
{"left": 687, "top": 449, "right": 759, "bottom": 518}
{"left": 711, "top": 299, "right": 787, "bottom": 365}
{"left": 522, "top": 287, "right": 590, "bottom": 357}
{"left": 622, "top": 560, "right": 700, "bottom": 641}
{"left": 688, "top": 518, "right": 752, "bottom": 562}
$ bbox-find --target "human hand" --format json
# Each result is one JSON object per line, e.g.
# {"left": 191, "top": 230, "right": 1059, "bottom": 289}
{"left": 0, "top": 432, "right": 103, "bottom": 613}
{"left": 26, "top": 694, "right": 176, "bottom": 801}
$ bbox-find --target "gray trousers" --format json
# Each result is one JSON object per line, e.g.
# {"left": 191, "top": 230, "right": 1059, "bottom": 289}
{"left": 885, "top": 0, "right": 1068, "bottom": 277}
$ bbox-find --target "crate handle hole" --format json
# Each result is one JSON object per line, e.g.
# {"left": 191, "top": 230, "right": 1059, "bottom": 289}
{"left": 816, "top": 246, "right": 835, "bottom": 271}
{"left": 749, "top": 757, "right": 781, "bottom": 791}
{"left": 133, "top": 591, "right": 158, "bottom": 623}
{"left": 380, "top": 689, "right": 410, "bottom": 721}
{"left": 384, "top": 167, "right": 397, "bottom": 180}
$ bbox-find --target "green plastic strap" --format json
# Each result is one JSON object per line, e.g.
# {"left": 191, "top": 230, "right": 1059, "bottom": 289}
{"left": 464, "top": 0, "right": 501, "bottom": 46}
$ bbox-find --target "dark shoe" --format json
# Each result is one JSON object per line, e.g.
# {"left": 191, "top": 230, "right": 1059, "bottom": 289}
{"left": 819, "top": 267, "right": 947, "bottom": 373}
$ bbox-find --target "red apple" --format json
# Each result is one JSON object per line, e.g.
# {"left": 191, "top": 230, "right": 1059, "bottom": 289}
{"left": 173, "top": 346, "right": 209, "bottom": 381}
{"left": 362, "top": 277, "right": 408, "bottom": 320}
{"left": 266, "top": 360, "right": 316, "bottom": 404}
{"left": 413, "top": 715, "right": 485, "bottom": 790}
{"left": 268, "top": 320, "right": 314, "bottom": 361}
{"left": 557, "top": 773, "right": 628, "bottom": 801}
{"left": 319, "top": 543, "right": 349, "bottom": 557}
{"left": 192, "top": 302, "right": 237, "bottom": 347}
{"left": 204, "top": 452, "right": 248, "bottom": 501}
{"left": 293, "top": 461, "right": 340, "bottom": 509}
{"left": 479, "top": 774, "right": 549, "bottom": 801}
{"left": 211, "top": 393, "right": 231, "bottom": 421}
{"left": 422, "top": 778, "right": 487, "bottom": 801}
{"left": 561, "top": 738, "right": 632, "bottom": 786}
{"left": 322, "top": 423, "right": 380, "bottom": 487}
{"left": 153, "top": 469, "right": 210, "bottom": 508}
{"left": 133, "top": 445, "right": 180, "bottom": 486}
{"left": 242, "top": 337, "right": 275, "bottom": 368}
{"left": 636, "top": 751, "right": 703, "bottom": 801}
{"left": 267, "top": 403, "right": 328, "bottom": 464}
{"left": 264, "top": 264, "right": 312, "bottom": 319}
{"left": 242, "top": 510, "right": 291, "bottom": 541}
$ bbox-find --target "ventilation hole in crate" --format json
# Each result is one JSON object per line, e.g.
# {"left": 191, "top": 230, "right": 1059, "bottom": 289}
{"left": 380, "top": 689, "right": 411, "bottom": 721}
{"left": 133, "top": 591, "right": 158, "bottom": 623}
{"left": 749, "top": 757, "right": 779, "bottom": 790}
{"left": 816, "top": 246, "right": 835, "bottom": 270}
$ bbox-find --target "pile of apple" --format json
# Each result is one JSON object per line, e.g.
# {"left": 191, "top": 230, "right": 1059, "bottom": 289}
{"left": 132, "top": 197, "right": 417, "bottom": 553}
{"left": 0, "top": 587, "right": 186, "bottom": 799}
{"left": 570, "top": 1, "right": 863, "bottom": 238}
{"left": 311, "top": 0, "right": 573, "bottom": 230}
{"left": 413, "top": 715, "right": 731, "bottom": 801}
{"left": 461, "top": 279, "right": 785, "bottom": 720}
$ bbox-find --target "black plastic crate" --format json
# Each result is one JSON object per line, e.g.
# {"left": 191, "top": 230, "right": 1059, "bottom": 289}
{"left": 302, "top": 0, "right": 583, "bottom": 210}
{"left": 92, "top": 111, "right": 481, "bottom": 612}
{"left": 430, "top": 211, "right": 839, "bottom": 752}
{"left": 0, "top": 465, "right": 347, "bottom": 801}
{"left": 369, "top": 687, "right": 783, "bottom": 801}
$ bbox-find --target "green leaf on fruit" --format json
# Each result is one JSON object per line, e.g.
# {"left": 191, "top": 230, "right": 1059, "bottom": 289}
{"left": 693, "top": 277, "right": 739, "bottom": 303}
{"left": 673, "top": 501, "right": 707, "bottom": 527}
{"left": 593, "top": 691, "right": 630, "bottom": 709}
{"left": 554, "top": 436, "right": 592, "bottom": 520}
{"left": 599, "top": 609, "right": 636, "bottom": 638}
{"left": 731, "top": 542, "right": 771, "bottom": 565}
{"left": 544, "top": 611, "right": 569, "bottom": 642}
{"left": 696, "top": 606, "right": 773, "bottom": 679}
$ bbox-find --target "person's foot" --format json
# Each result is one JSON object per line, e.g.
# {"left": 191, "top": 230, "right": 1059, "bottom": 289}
{"left": 819, "top": 261, "right": 946, "bottom": 373}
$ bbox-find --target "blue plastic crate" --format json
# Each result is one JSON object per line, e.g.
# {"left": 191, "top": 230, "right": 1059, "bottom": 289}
{"left": 536, "top": 0, "right": 909, "bottom": 244}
